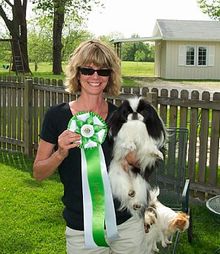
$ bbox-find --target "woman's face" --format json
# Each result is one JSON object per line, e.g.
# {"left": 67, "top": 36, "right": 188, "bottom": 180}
{"left": 78, "top": 63, "right": 110, "bottom": 96}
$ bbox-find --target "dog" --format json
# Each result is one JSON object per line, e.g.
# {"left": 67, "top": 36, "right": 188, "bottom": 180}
{"left": 107, "top": 97, "right": 167, "bottom": 217}
{"left": 144, "top": 187, "right": 190, "bottom": 253}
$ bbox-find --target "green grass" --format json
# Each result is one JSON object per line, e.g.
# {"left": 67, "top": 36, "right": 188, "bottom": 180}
{"left": 0, "top": 151, "right": 65, "bottom": 254}
{"left": 121, "top": 61, "right": 154, "bottom": 77}
{"left": 0, "top": 61, "right": 154, "bottom": 82}
{"left": 0, "top": 151, "right": 219, "bottom": 253}
{"left": 0, "top": 61, "right": 152, "bottom": 87}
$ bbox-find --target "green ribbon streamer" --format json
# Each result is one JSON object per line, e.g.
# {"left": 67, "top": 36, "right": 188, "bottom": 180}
{"left": 68, "top": 112, "right": 112, "bottom": 247}
{"left": 85, "top": 148, "right": 109, "bottom": 247}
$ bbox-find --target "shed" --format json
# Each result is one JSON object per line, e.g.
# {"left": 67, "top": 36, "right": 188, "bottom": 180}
{"left": 113, "top": 19, "right": 220, "bottom": 80}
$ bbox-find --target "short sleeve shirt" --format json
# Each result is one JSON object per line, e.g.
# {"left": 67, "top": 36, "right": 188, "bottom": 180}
{"left": 40, "top": 102, "right": 131, "bottom": 230}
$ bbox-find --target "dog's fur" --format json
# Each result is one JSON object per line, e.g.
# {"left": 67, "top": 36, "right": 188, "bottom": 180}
{"left": 107, "top": 97, "right": 166, "bottom": 217}
{"left": 145, "top": 187, "right": 190, "bottom": 253}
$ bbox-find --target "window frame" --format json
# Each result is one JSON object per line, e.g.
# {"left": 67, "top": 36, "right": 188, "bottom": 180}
{"left": 185, "top": 45, "right": 196, "bottom": 66}
{"left": 197, "top": 45, "right": 208, "bottom": 67}
{"left": 179, "top": 45, "right": 212, "bottom": 67}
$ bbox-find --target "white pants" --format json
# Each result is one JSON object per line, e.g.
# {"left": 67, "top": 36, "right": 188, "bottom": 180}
{"left": 65, "top": 216, "right": 147, "bottom": 254}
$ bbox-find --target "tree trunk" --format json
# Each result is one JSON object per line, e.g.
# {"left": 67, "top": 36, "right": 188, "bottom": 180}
{"left": 0, "top": 0, "right": 31, "bottom": 74}
{"left": 52, "top": 0, "right": 65, "bottom": 75}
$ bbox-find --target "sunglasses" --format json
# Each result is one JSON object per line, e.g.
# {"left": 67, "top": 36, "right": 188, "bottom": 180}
{"left": 79, "top": 67, "right": 111, "bottom": 77}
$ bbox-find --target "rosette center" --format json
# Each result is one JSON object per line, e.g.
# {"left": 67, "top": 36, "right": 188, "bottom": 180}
{"left": 81, "top": 124, "right": 95, "bottom": 138}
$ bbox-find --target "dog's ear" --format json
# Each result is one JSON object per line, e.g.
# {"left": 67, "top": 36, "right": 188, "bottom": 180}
{"left": 169, "top": 215, "right": 188, "bottom": 231}
{"left": 107, "top": 100, "right": 132, "bottom": 139}
{"left": 138, "top": 99, "right": 167, "bottom": 147}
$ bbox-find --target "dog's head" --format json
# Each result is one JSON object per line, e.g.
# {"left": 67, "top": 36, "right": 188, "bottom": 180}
{"left": 108, "top": 97, "right": 166, "bottom": 147}
{"left": 168, "top": 212, "right": 190, "bottom": 233}
{"left": 144, "top": 205, "right": 158, "bottom": 233}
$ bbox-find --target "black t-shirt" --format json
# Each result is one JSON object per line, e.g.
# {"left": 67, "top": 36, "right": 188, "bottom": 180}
{"left": 40, "top": 102, "right": 131, "bottom": 230}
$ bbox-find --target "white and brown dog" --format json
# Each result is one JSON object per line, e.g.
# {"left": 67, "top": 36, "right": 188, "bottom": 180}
{"left": 145, "top": 187, "right": 190, "bottom": 253}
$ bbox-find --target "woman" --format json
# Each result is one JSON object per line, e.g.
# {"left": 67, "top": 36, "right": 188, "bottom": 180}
{"left": 33, "top": 40, "right": 147, "bottom": 254}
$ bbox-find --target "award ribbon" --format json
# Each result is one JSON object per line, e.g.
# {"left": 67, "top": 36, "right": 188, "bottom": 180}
{"left": 68, "top": 112, "right": 118, "bottom": 248}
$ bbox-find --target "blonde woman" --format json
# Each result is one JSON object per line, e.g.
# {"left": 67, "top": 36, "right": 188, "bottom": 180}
{"left": 33, "top": 40, "right": 147, "bottom": 254}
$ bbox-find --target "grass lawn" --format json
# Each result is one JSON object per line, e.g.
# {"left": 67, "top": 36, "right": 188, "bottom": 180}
{"left": 0, "top": 151, "right": 219, "bottom": 254}
{"left": 0, "top": 61, "right": 154, "bottom": 81}
{"left": 121, "top": 61, "right": 154, "bottom": 77}
{"left": 0, "top": 151, "right": 65, "bottom": 254}
{"left": 0, "top": 61, "right": 153, "bottom": 87}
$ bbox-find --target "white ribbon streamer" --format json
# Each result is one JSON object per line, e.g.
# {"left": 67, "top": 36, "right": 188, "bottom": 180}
{"left": 99, "top": 146, "right": 119, "bottom": 241}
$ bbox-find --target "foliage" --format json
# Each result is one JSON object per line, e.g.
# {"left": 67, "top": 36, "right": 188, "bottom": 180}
{"left": 31, "top": 0, "right": 104, "bottom": 74}
{"left": 0, "top": 40, "right": 11, "bottom": 63}
{"left": 197, "top": 0, "right": 220, "bottom": 20}
{"left": 121, "top": 35, "right": 155, "bottom": 62}
{"left": 62, "top": 30, "right": 92, "bottom": 60}
{"left": 33, "top": 0, "right": 103, "bottom": 21}
{"left": 27, "top": 16, "right": 92, "bottom": 71}
{"left": 28, "top": 18, "right": 53, "bottom": 65}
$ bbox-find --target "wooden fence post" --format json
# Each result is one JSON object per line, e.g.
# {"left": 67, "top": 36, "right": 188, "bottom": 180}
{"left": 24, "top": 79, "right": 33, "bottom": 156}
{"left": 143, "top": 91, "right": 158, "bottom": 107}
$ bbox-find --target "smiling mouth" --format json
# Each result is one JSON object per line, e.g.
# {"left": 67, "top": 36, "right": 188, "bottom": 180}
{"left": 89, "top": 82, "right": 101, "bottom": 87}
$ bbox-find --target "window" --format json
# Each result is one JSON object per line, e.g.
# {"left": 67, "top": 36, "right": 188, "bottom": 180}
{"left": 198, "top": 46, "right": 207, "bottom": 66}
{"left": 179, "top": 45, "right": 214, "bottom": 66}
{"left": 186, "top": 46, "right": 195, "bottom": 65}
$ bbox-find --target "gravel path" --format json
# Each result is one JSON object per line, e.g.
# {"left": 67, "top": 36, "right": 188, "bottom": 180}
{"left": 133, "top": 78, "right": 220, "bottom": 100}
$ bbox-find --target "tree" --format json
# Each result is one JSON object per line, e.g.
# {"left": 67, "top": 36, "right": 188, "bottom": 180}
{"left": 197, "top": 0, "right": 220, "bottom": 20}
{"left": 33, "top": 0, "right": 103, "bottom": 75}
{"left": 0, "top": 0, "right": 31, "bottom": 73}
{"left": 28, "top": 18, "right": 53, "bottom": 71}
{"left": 62, "top": 29, "right": 92, "bottom": 61}
{"left": 134, "top": 50, "right": 145, "bottom": 62}
{"left": 121, "top": 38, "right": 155, "bottom": 62}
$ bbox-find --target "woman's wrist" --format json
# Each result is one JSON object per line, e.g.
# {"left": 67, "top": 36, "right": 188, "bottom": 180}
{"left": 54, "top": 149, "right": 67, "bottom": 162}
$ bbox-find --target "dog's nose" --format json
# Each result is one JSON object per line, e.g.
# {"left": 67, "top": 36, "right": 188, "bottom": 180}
{"left": 132, "top": 112, "right": 138, "bottom": 120}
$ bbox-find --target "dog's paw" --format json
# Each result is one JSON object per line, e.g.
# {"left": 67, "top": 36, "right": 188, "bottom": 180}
{"left": 153, "top": 245, "right": 159, "bottom": 253}
{"left": 133, "top": 203, "right": 142, "bottom": 210}
{"left": 165, "top": 239, "right": 172, "bottom": 245}
{"left": 128, "top": 190, "right": 136, "bottom": 197}
{"left": 121, "top": 142, "right": 136, "bottom": 152}
{"left": 149, "top": 149, "right": 164, "bottom": 160}
{"left": 161, "top": 241, "right": 167, "bottom": 248}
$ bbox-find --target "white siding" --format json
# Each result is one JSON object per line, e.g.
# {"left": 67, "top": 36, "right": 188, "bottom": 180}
{"left": 154, "top": 41, "right": 161, "bottom": 77}
{"left": 178, "top": 45, "right": 186, "bottom": 66}
{"left": 208, "top": 46, "right": 215, "bottom": 66}
{"left": 161, "top": 41, "right": 220, "bottom": 80}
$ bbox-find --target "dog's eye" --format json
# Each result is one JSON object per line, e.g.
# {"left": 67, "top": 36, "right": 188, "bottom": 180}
{"left": 121, "top": 106, "right": 132, "bottom": 119}
{"left": 139, "top": 109, "right": 147, "bottom": 117}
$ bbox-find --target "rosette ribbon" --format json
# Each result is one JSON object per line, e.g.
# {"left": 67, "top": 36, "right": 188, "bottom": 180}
{"left": 68, "top": 112, "right": 118, "bottom": 248}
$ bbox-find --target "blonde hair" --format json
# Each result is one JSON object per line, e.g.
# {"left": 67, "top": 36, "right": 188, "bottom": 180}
{"left": 64, "top": 40, "right": 121, "bottom": 96}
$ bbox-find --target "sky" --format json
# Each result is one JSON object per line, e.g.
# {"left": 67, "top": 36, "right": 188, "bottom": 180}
{"left": 87, "top": 0, "right": 211, "bottom": 38}
{"left": 0, "top": 0, "right": 211, "bottom": 38}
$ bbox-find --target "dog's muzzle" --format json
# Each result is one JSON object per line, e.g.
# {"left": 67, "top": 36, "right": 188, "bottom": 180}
{"left": 131, "top": 112, "right": 138, "bottom": 120}
{"left": 128, "top": 112, "right": 144, "bottom": 121}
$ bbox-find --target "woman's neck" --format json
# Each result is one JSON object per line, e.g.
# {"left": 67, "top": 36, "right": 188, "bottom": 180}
{"left": 69, "top": 95, "right": 108, "bottom": 119}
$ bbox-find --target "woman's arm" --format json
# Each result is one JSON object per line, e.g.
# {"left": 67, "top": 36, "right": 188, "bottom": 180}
{"left": 33, "top": 130, "right": 81, "bottom": 181}
{"left": 33, "top": 140, "right": 63, "bottom": 181}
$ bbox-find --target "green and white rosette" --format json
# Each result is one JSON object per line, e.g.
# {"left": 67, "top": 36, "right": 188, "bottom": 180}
{"left": 68, "top": 112, "right": 118, "bottom": 248}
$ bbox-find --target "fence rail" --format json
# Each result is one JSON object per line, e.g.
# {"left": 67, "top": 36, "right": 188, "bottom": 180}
{"left": 0, "top": 76, "right": 220, "bottom": 198}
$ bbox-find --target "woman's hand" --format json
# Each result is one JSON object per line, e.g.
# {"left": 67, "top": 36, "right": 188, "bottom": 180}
{"left": 57, "top": 130, "right": 81, "bottom": 159}
{"left": 122, "top": 151, "right": 140, "bottom": 172}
